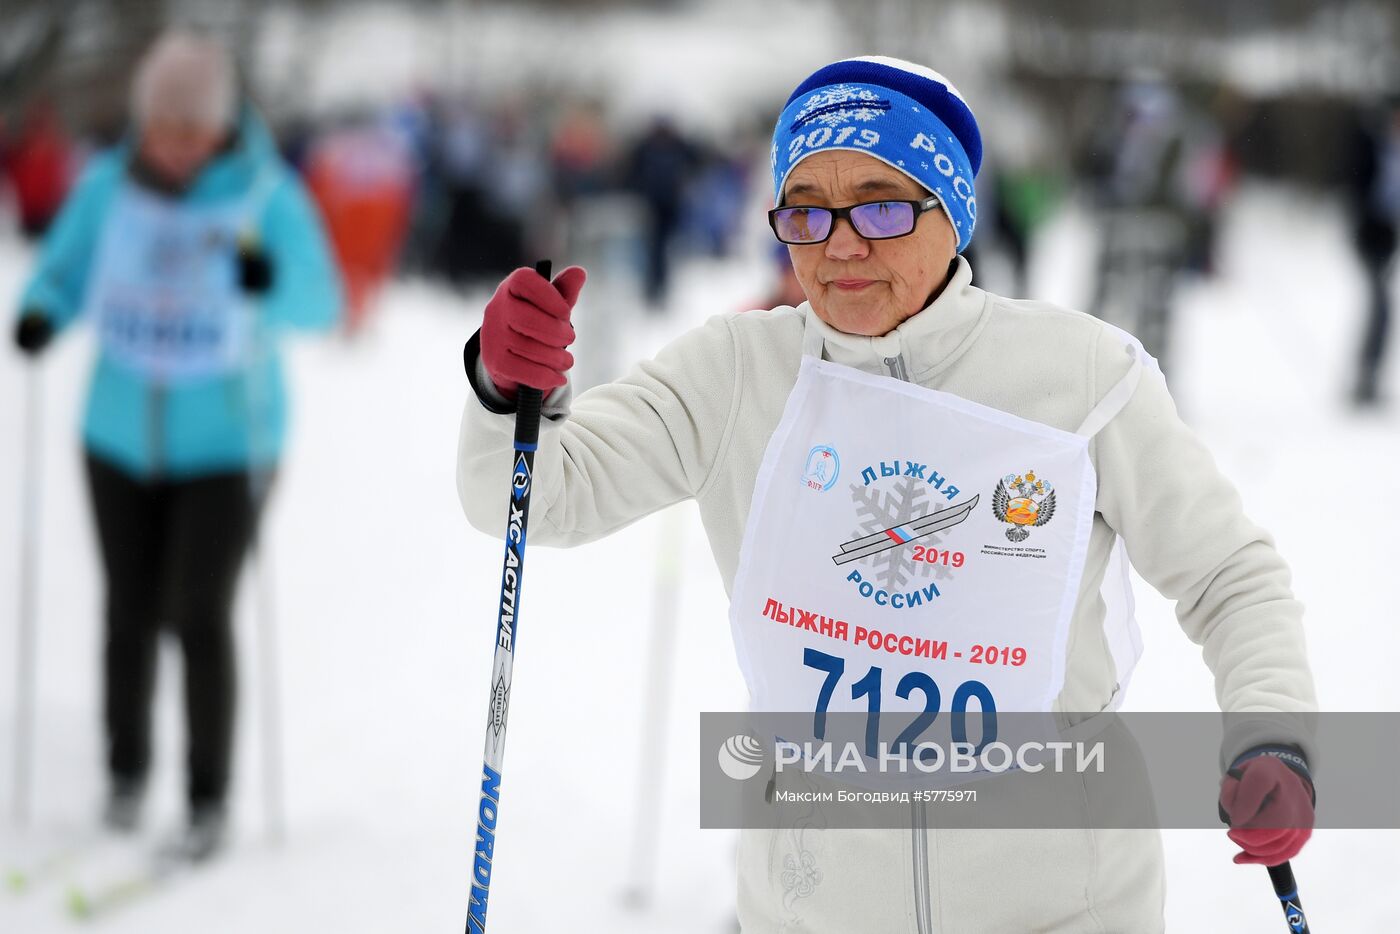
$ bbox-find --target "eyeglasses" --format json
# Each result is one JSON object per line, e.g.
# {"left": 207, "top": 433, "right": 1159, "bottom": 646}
{"left": 768, "top": 196, "right": 942, "bottom": 245}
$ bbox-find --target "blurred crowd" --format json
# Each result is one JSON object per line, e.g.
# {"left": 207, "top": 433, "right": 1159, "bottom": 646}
{"left": 2, "top": 88, "right": 770, "bottom": 327}
{"left": 3, "top": 55, "right": 1399, "bottom": 398}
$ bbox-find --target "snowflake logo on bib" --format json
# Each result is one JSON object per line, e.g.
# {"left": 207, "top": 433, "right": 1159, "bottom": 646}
{"left": 790, "top": 85, "right": 892, "bottom": 131}
{"left": 992, "top": 471, "right": 1056, "bottom": 542}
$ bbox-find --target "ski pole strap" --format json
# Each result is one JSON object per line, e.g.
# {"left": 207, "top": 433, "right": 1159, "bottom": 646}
{"left": 1267, "top": 861, "right": 1311, "bottom": 933}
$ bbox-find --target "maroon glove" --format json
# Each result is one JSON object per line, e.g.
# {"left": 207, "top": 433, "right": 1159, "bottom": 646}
{"left": 1219, "top": 751, "right": 1315, "bottom": 866}
{"left": 480, "top": 265, "right": 587, "bottom": 399}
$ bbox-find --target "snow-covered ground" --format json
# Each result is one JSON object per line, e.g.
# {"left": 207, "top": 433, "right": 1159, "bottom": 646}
{"left": 1, "top": 183, "right": 1397, "bottom": 931}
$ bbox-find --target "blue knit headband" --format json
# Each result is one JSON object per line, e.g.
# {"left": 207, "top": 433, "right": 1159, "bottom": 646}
{"left": 771, "top": 57, "right": 981, "bottom": 253}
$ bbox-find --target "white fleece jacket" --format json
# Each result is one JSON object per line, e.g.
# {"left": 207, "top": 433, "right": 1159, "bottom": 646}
{"left": 456, "top": 257, "right": 1317, "bottom": 933}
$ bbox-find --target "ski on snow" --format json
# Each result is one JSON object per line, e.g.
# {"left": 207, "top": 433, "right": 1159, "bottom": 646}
{"left": 63, "top": 845, "right": 200, "bottom": 920}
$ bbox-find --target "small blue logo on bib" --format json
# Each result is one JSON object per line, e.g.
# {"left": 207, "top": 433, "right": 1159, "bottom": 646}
{"left": 803, "top": 445, "right": 840, "bottom": 491}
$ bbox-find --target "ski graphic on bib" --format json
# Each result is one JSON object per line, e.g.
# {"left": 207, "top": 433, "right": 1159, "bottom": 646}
{"left": 832, "top": 494, "right": 979, "bottom": 565}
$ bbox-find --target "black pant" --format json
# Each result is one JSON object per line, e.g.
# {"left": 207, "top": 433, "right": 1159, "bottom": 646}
{"left": 85, "top": 452, "right": 270, "bottom": 810}
{"left": 1357, "top": 229, "right": 1396, "bottom": 398}
{"left": 642, "top": 203, "right": 681, "bottom": 308}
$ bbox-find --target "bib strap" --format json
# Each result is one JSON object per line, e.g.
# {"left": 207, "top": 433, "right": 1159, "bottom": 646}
{"left": 801, "top": 304, "right": 826, "bottom": 359}
{"left": 1074, "top": 345, "right": 1142, "bottom": 439}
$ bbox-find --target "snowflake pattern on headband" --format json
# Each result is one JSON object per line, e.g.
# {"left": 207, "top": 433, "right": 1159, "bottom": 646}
{"left": 789, "top": 85, "right": 892, "bottom": 132}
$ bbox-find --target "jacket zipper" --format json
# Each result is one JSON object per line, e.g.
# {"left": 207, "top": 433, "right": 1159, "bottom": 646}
{"left": 883, "top": 351, "right": 934, "bottom": 933}
{"left": 883, "top": 354, "right": 910, "bottom": 382}
{"left": 912, "top": 798, "right": 933, "bottom": 933}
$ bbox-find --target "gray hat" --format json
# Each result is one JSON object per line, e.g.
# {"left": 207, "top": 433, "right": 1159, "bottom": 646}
{"left": 131, "top": 32, "right": 236, "bottom": 129}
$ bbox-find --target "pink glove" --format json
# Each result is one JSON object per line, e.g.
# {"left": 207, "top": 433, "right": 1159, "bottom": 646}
{"left": 480, "top": 265, "right": 587, "bottom": 399}
{"left": 1219, "top": 753, "right": 1315, "bottom": 866}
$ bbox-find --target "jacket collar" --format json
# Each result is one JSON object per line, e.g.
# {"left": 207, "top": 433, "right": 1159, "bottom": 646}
{"left": 801, "top": 255, "right": 988, "bottom": 379}
{"left": 120, "top": 103, "right": 277, "bottom": 203}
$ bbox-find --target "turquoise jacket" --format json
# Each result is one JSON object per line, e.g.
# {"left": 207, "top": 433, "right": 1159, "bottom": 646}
{"left": 19, "top": 108, "right": 342, "bottom": 479}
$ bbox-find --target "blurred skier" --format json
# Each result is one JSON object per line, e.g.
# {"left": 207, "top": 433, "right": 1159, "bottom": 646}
{"left": 989, "top": 162, "right": 1063, "bottom": 297}
{"left": 687, "top": 142, "right": 751, "bottom": 259}
{"left": 625, "top": 116, "right": 699, "bottom": 309}
{"left": 1084, "top": 76, "right": 1227, "bottom": 373}
{"left": 11, "top": 32, "right": 341, "bottom": 861}
{"left": 0, "top": 98, "right": 78, "bottom": 238}
{"left": 304, "top": 119, "right": 415, "bottom": 332}
{"left": 1345, "top": 97, "right": 1400, "bottom": 407}
{"left": 550, "top": 101, "right": 611, "bottom": 206}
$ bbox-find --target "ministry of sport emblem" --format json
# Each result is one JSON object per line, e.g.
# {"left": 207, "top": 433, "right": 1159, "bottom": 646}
{"left": 992, "top": 470, "right": 1056, "bottom": 542}
{"left": 802, "top": 445, "right": 840, "bottom": 491}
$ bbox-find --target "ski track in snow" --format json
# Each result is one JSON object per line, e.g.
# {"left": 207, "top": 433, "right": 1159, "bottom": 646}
{"left": 1, "top": 184, "right": 1397, "bottom": 931}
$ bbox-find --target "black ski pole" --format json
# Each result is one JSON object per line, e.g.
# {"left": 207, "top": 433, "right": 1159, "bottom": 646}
{"left": 238, "top": 242, "right": 286, "bottom": 847}
{"left": 1267, "top": 861, "right": 1311, "bottom": 933}
{"left": 464, "top": 259, "right": 551, "bottom": 934}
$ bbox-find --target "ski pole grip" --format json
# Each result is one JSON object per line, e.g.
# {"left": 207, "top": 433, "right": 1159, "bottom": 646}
{"left": 512, "top": 259, "right": 551, "bottom": 448}
{"left": 1267, "top": 861, "right": 1311, "bottom": 932}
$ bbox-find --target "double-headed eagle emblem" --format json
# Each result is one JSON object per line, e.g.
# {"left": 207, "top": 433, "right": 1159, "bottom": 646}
{"left": 992, "top": 471, "right": 1056, "bottom": 542}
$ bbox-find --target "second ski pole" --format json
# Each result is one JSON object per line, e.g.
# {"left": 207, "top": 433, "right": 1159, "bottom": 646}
{"left": 12, "top": 364, "right": 43, "bottom": 827}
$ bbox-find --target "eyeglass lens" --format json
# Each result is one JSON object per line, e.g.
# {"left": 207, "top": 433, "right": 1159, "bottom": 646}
{"left": 773, "top": 201, "right": 916, "bottom": 243}
{"left": 772, "top": 207, "right": 833, "bottom": 243}
{"left": 848, "top": 200, "right": 915, "bottom": 238}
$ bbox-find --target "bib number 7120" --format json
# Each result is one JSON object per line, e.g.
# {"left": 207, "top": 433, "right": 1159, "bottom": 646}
{"left": 804, "top": 647, "right": 996, "bottom": 757}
